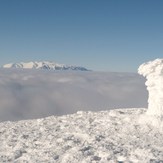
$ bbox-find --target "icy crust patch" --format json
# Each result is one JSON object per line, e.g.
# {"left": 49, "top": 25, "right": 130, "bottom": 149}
{"left": 1, "top": 108, "right": 163, "bottom": 163}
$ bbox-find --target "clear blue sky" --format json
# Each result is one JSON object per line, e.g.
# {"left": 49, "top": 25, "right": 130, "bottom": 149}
{"left": 0, "top": 0, "right": 162, "bottom": 72}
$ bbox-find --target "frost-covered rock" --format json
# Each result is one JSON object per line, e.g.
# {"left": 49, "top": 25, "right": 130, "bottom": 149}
{"left": 138, "top": 59, "right": 163, "bottom": 117}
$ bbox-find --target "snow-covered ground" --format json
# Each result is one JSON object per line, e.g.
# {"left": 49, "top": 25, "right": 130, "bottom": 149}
{"left": 1, "top": 108, "right": 163, "bottom": 163}
{"left": 0, "top": 69, "right": 147, "bottom": 122}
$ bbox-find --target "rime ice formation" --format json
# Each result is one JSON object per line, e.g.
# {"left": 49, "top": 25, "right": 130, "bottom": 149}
{"left": 138, "top": 59, "right": 163, "bottom": 117}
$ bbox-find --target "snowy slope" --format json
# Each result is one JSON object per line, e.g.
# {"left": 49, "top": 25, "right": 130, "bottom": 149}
{"left": 2, "top": 61, "right": 88, "bottom": 71}
{"left": 1, "top": 108, "right": 163, "bottom": 163}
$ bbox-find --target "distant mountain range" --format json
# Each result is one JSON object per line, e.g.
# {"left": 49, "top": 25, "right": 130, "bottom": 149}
{"left": 1, "top": 108, "right": 162, "bottom": 162}
{"left": 2, "top": 61, "right": 89, "bottom": 71}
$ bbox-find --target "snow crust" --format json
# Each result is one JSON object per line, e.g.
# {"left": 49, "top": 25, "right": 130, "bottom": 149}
{"left": 0, "top": 108, "right": 163, "bottom": 162}
{"left": 2, "top": 61, "right": 88, "bottom": 71}
{"left": 138, "top": 59, "right": 163, "bottom": 117}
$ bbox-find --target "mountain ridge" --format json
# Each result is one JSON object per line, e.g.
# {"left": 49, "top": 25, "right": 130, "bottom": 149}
{"left": 2, "top": 61, "right": 89, "bottom": 71}
{"left": 1, "top": 108, "right": 163, "bottom": 162}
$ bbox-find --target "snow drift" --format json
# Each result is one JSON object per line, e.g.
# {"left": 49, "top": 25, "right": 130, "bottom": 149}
{"left": 1, "top": 108, "right": 163, "bottom": 162}
{"left": 138, "top": 58, "right": 163, "bottom": 117}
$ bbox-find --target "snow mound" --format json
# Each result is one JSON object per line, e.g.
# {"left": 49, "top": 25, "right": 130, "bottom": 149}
{"left": 2, "top": 61, "right": 88, "bottom": 71}
{"left": 138, "top": 58, "right": 163, "bottom": 117}
{"left": 1, "top": 108, "right": 163, "bottom": 162}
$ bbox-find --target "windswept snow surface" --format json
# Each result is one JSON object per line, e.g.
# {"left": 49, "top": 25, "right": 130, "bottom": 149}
{"left": 0, "top": 69, "right": 147, "bottom": 122}
{"left": 2, "top": 61, "right": 88, "bottom": 71}
{"left": 1, "top": 108, "right": 163, "bottom": 162}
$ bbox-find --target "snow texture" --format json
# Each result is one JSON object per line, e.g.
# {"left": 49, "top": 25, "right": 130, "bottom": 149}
{"left": 138, "top": 59, "right": 163, "bottom": 117}
{"left": 0, "top": 108, "right": 163, "bottom": 163}
{"left": 2, "top": 61, "right": 88, "bottom": 71}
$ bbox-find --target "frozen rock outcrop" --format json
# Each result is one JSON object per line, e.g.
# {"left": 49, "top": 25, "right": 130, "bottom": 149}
{"left": 138, "top": 59, "right": 163, "bottom": 117}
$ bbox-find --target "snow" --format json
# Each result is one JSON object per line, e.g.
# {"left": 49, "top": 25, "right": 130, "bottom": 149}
{"left": 138, "top": 58, "right": 163, "bottom": 117}
{"left": 0, "top": 108, "right": 163, "bottom": 162}
{"left": 2, "top": 61, "right": 88, "bottom": 71}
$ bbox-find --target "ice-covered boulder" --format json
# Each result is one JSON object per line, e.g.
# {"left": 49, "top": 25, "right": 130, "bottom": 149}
{"left": 138, "top": 59, "right": 163, "bottom": 117}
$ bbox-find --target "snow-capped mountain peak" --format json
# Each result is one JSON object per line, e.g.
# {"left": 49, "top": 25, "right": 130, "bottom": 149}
{"left": 2, "top": 61, "right": 88, "bottom": 71}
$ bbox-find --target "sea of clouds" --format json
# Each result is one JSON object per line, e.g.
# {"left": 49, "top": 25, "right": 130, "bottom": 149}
{"left": 0, "top": 69, "right": 147, "bottom": 121}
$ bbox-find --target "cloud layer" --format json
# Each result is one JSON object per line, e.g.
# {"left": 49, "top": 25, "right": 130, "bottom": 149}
{"left": 0, "top": 69, "right": 147, "bottom": 121}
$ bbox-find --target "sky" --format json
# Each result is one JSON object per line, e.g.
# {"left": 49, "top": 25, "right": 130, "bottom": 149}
{"left": 0, "top": 0, "right": 163, "bottom": 72}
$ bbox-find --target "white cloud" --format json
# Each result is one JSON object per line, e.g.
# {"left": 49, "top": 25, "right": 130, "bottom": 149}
{"left": 0, "top": 69, "right": 147, "bottom": 121}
